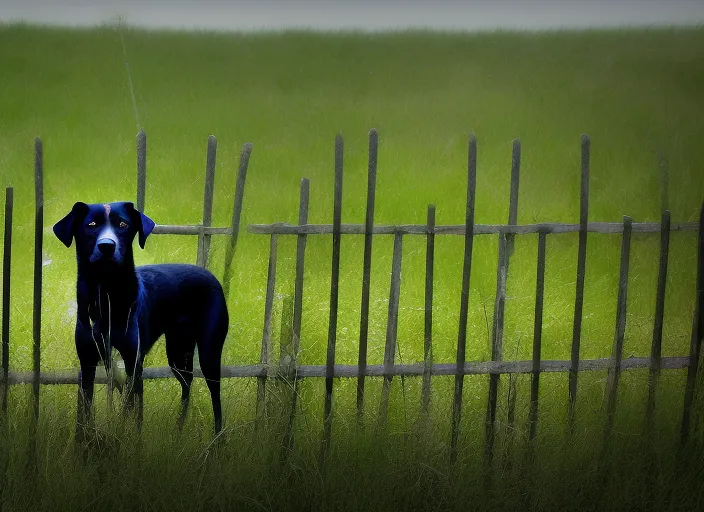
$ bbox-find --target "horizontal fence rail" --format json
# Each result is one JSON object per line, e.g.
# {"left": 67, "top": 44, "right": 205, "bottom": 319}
{"left": 247, "top": 221, "right": 699, "bottom": 235}
{"left": 1, "top": 356, "right": 693, "bottom": 385}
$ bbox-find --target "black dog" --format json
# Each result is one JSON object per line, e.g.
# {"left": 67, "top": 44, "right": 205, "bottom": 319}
{"left": 53, "top": 201, "right": 228, "bottom": 437}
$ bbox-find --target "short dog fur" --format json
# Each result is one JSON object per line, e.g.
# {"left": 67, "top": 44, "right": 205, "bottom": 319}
{"left": 53, "top": 201, "right": 228, "bottom": 437}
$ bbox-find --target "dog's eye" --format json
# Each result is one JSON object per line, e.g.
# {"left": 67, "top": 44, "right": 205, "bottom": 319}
{"left": 87, "top": 221, "right": 96, "bottom": 227}
{"left": 119, "top": 221, "right": 128, "bottom": 228}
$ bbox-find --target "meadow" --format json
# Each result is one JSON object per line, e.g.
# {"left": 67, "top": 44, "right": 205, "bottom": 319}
{"left": 0, "top": 24, "right": 703, "bottom": 511}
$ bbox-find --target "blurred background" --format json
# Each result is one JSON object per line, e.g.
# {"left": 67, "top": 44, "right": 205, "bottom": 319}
{"left": 2, "top": 0, "right": 704, "bottom": 32}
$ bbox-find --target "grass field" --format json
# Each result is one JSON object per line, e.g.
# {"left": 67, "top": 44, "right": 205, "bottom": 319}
{"left": 0, "top": 24, "right": 703, "bottom": 511}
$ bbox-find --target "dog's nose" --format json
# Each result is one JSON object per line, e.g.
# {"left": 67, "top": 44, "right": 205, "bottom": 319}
{"left": 97, "top": 239, "right": 116, "bottom": 257}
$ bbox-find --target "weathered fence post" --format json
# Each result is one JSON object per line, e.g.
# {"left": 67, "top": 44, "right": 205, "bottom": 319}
{"left": 278, "top": 296, "right": 294, "bottom": 369}
{"left": 377, "top": 232, "right": 404, "bottom": 431}
{"left": 0, "top": 188, "right": 10, "bottom": 512}
{"left": 485, "top": 138, "right": 521, "bottom": 474}
{"left": 136, "top": 130, "right": 146, "bottom": 213}
{"left": 277, "top": 294, "right": 294, "bottom": 433}
{"left": 292, "top": 178, "right": 309, "bottom": 372}
{"left": 223, "top": 143, "right": 252, "bottom": 299}
{"left": 680, "top": 202, "right": 703, "bottom": 445}
{"left": 281, "top": 178, "right": 310, "bottom": 460}
{"left": 420, "top": 205, "right": 436, "bottom": 418}
{"left": 197, "top": 135, "right": 217, "bottom": 269}
{"left": 1, "top": 187, "right": 12, "bottom": 417}
{"left": 529, "top": 231, "right": 547, "bottom": 442}
{"left": 504, "top": 139, "right": 522, "bottom": 441}
{"left": 603, "top": 216, "right": 632, "bottom": 443}
{"left": 321, "top": 134, "right": 343, "bottom": 464}
{"left": 658, "top": 151, "right": 669, "bottom": 214}
{"left": 507, "top": 139, "right": 521, "bottom": 258}
{"left": 256, "top": 233, "right": 278, "bottom": 428}
{"left": 32, "top": 138, "right": 43, "bottom": 429}
{"left": 645, "top": 210, "right": 671, "bottom": 431}
{"left": 450, "top": 134, "right": 477, "bottom": 464}
{"left": 356, "top": 128, "right": 378, "bottom": 425}
{"left": 485, "top": 234, "right": 507, "bottom": 476}
{"left": 568, "top": 134, "right": 590, "bottom": 432}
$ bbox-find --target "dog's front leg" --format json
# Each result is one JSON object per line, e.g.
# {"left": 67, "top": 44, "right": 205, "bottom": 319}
{"left": 75, "top": 321, "right": 101, "bottom": 443}
{"left": 122, "top": 348, "right": 144, "bottom": 432}
{"left": 75, "top": 365, "right": 96, "bottom": 443}
{"left": 134, "top": 356, "right": 144, "bottom": 431}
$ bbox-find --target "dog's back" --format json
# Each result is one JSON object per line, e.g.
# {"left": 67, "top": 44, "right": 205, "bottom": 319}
{"left": 137, "top": 263, "right": 229, "bottom": 348}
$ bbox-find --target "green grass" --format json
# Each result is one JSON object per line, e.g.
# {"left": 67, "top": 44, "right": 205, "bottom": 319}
{"left": 0, "top": 24, "right": 703, "bottom": 510}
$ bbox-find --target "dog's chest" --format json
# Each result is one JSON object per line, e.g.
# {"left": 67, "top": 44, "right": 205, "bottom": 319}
{"left": 88, "top": 299, "right": 138, "bottom": 341}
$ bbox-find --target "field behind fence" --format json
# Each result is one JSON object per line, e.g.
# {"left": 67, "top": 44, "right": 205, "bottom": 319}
{"left": 0, "top": 129, "right": 702, "bottom": 466}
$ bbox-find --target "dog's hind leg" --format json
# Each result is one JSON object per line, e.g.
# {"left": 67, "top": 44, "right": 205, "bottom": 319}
{"left": 197, "top": 339, "right": 224, "bottom": 434}
{"left": 197, "top": 309, "right": 227, "bottom": 434}
{"left": 165, "top": 332, "right": 195, "bottom": 430}
{"left": 200, "top": 360, "right": 222, "bottom": 434}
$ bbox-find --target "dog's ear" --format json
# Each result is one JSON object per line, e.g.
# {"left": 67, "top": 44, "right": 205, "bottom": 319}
{"left": 52, "top": 202, "right": 89, "bottom": 248}
{"left": 125, "top": 202, "right": 155, "bottom": 249}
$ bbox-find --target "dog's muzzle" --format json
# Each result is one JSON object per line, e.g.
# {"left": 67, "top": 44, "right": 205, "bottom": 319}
{"left": 97, "top": 239, "right": 116, "bottom": 258}
{"left": 90, "top": 230, "right": 121, "bottom": 263}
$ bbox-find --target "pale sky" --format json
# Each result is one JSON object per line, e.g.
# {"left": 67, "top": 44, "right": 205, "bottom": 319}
{"left": 1, "top": 0, "right": 703, "bottom": 32}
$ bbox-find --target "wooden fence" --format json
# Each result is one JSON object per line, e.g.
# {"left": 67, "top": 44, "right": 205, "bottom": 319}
{"left": 0, "top": 130, "right": 702, "bottom": 467}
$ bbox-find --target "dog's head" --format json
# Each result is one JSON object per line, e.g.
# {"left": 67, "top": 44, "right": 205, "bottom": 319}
{"left": 53, "top": 202, "right": 155, "bottom": 266}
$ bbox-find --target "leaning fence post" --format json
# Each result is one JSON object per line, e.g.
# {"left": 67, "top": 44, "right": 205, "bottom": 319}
{"left": 681, "top": 202, "right": 704, "bottom": 445}
{"left": 484, "top": 233, "right": 507, "bottom": 476}
{"left": 136, "top": 130, "right": 146, "bottom": 212}
{"left": 223, "top": 143, "right": 252, "bottom": 299}
{"left": 356, "top": 128, "right": 378, "bottom": 425}
{"left": 321, "top": 134, "right": 343, "bottom": 464}
{"left": 450, "top": 134, "right": 477, "bottom": 464}
{"left": 292, "top": 178, "right": 309, "bottom": 369}
{"left": 603, "top": 216, "right": 632, "bottom": 444}
{"left": 529, "top": 231, "right": 547, "bottom": 441}
{"left": 645, "top": 210, "right": 671, "bottom": 431}
{"left": 256, "top": 233, "right": 278, "bottom": 429}
{"left": 277, "top": 294, "right": 294, "bottom": 392}
{"left": 197, "top": 135, "right": 217, "bottom": 269}
{"left": 278, "top": 293, "right": 294, "bottom": 459}
{"left": 0, "top": 189, "right": 9, "bottom": 512}
{"left": 485, "top": 138, "right": 521, "bottom": 474}
{"left": 32, "top": 138, "right": 43, "bottom": 430}
{"left": 377, "top": 232, "right": 404, "bottom": 431}
{"left": 568, "top": 134, "right": 590, "bottom": 432}
{"left": 504, "top": 139, "right": 521, "bottom": 435}
{"left": 281, "top": 178, "right": 310, "bottom": 460}
{"left": 1, "top": 187, "right": 13, "bottom": 417}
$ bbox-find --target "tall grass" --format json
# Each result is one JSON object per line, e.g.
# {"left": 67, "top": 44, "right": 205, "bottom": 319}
{"left": 1, "top": 372, "right": 704, "bottom": 511}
